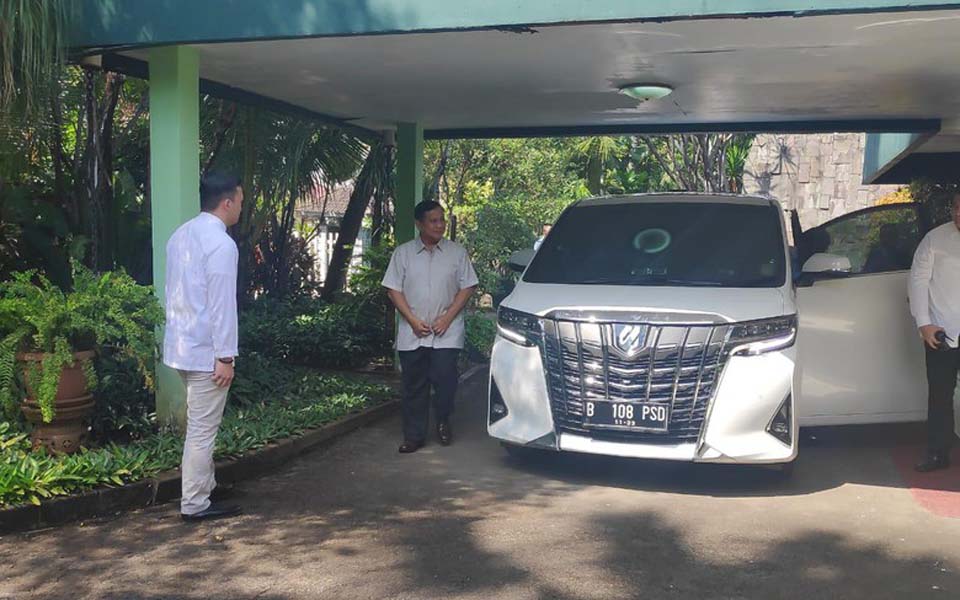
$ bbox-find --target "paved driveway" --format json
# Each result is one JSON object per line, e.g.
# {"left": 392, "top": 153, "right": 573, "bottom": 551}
{"left": 2, "top": 369, "right": 959, "bottom": 599}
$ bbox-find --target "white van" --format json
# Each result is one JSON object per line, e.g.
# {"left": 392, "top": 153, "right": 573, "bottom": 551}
{"left": 488, "top": 193, "right": 926, "bottom": 468}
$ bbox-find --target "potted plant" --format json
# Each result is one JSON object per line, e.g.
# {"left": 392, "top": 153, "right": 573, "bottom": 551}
{"left": 0, "top": 263, "right": 162, "bottom": 453}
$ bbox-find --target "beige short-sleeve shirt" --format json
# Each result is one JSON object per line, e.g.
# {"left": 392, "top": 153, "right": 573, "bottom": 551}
{"left": 382, "top": 237, "right": 479, "bottom": 351}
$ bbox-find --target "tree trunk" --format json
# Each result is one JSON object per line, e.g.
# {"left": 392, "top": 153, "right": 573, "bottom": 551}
{"left": 98, "top": 73, "right": 123, "bottom": 271}
{"left": 371, "top": 189, "right": 384, "bottom": 247}
{"left": 425, "top": 141, "right": 449, "bottom": 202}
{"left": 447, "top": 146, "right": 475, "bottom": 242}
{"left": 321, "top": 144, "right": 382, "bottom": 300}
{"left": 272, "top": 173, "right": 300, "bottom": 297}
{"left": 202, "top": 101, "right": 237, "bottom": 176}
{"left": 49, "top": 89, "right": 74, "bottom": 230}
{"left": 82, "top": 68, "right": 101, "bottom": 269}
{"left": 370, "top": 144, "right": 394, "bottom": 247}
{"left": 235, "top": 108, "right": 257, "bottom": 305}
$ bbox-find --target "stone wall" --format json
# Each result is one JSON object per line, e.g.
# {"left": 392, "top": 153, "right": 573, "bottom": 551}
{"left": 743, "top": 133, "right": 900, "bottom": 230}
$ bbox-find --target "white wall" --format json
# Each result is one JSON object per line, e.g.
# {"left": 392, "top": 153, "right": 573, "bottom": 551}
{"left": 304, "top": 222, "right": 371, "bottom": 288}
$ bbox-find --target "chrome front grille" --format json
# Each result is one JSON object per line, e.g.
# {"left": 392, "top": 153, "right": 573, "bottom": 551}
{"left": 540, "top": 318, "right": 731, "bottom": 443}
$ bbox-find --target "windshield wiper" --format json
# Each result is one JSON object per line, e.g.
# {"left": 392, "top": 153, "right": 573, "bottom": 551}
{"left": 577, "top": 278, "right": 626, "bottom": 285}
{"left": 637, "top": 276, "right": 723, "bottom": 287}
{"left": 573, "top": 276, "right": 723, "bottom": 286}
{"left": 731, "top": 277, "right": 777, "bottom": 287}
{"left": 664, "top": 280, "right": 722, "bottom": 287}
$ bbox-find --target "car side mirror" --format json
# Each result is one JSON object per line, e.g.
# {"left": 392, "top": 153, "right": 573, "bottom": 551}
{"left": 802, "top": 253, "right": 852, "bottom": 275}
{"left": 508, "top": 248, "right": 535, "bottom": 273}
{"left": 797, "top": 253, "right": 852, "bottom": 286}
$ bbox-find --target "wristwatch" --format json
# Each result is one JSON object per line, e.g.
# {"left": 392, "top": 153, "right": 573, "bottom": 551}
{"left": 217, "top": 357, "right": 235, "bottom": 365}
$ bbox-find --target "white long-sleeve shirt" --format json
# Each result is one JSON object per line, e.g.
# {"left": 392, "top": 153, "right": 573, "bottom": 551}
{"left": 163, "top": 212, "right": 239, "bottom": 371}
{"left": 908, "top": 222, "right": 960, "bottom": 349}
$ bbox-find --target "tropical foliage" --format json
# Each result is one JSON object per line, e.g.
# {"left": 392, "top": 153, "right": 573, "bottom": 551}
{"left": 238, "top": 296, "right": 391, "bottom": 369}
{"left": 908, "top": 179, "right": 960, "bottom": 226}
{"left": 423, "top": 134, "right": 756, "bottom": 297}
{"left": 0, "top": 0, "right": 68, "bottom": 116}
{"left": 464, "top": 313, "right": 497, "bottom": 360}
{"left": 0, "top": 264, "right": 162, "bottom": 423}
{"left": 1, "top": 371, "right": 391, "bottom": 506}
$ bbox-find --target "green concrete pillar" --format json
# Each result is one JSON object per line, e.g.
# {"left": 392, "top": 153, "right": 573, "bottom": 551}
{"left": 393, "top": 123, "right": 423, "bottom": 368}
{"left": 395, "top": 122, "right": 423, "bottom": 243}
{"left": 149, "top": 46, "right": 200, "bottom": 429}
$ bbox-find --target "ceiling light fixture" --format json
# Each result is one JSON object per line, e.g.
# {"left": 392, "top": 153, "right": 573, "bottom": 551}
{"left": 618, "top": 83, "right": 673, "bottom": 102}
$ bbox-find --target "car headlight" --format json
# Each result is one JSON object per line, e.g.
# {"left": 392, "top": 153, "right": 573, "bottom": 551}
{"left": 728, "top": 315, "right": 797, "bottom": 356}
{"left": 497, "top": 306, "right": 541, "bottom": 347}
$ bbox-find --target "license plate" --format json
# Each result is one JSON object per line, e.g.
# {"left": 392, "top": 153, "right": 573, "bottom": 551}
{"left": 583, "top": 401, "right": 670, "bottom": 432}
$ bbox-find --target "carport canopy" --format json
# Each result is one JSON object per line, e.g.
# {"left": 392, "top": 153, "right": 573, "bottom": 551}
{"left": 70, "top": 0, "right": 960, "bottom": 422}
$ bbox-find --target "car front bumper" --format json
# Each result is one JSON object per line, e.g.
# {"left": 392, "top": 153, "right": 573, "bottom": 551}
{"left": 487, "top": 336, "right": 798, "bottom": 464}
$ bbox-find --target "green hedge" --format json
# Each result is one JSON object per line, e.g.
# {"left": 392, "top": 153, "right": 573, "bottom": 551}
{"left": 0, "top": 370, "right": 391, "bottom": 507}
{"left": 465, "top": 312, "right": 497, "bottom": 360}
{"left": 239, "top": 297, "right": 391, "bottom": 368}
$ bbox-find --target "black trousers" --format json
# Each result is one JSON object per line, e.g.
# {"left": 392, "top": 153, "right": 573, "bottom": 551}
{"left": 398, "top": 348, "right": 460, "bottom": 443}
{"left": 924, "top": 346, "right": 959, "bottom": 453}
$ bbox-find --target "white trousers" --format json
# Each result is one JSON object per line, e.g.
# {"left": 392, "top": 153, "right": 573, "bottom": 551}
{"left": 178, "top": 370, "right": 230, "bottom": 515}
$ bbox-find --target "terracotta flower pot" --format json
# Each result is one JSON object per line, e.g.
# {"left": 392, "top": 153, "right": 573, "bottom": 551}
{"left": 17, "top": 350, "right": 96, "bottom": 454}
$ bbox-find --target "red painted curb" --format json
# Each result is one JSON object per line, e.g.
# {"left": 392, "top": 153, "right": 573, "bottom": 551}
{"left": 891, "top": 444, "right": 960, "bottom": 519}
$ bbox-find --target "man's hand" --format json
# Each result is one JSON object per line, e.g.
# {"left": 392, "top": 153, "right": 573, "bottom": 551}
{"left": 432, "top": 312, "right": 454, "bottom": 337}
{"left": 212, "top": 360, "right": 235, "bottom": 388}
{"left": 920, "top": 324, "right": 945, "bottom": 350}
{"left": 410, "top": 317, "right": 433, "bottom": 338}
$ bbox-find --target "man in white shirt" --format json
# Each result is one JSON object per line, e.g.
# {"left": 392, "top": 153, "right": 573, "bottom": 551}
{"left": 163, "top": 172, "right": 243, "bottom": 520}
{"left": 382, "top": 201, "right": 478, "bottom": 453}
{"left": 908, "top": 192, "right": 960, "bottom": 472}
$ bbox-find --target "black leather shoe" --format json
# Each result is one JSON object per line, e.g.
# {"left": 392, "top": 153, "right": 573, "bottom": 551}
{"left": 210, "top": 483, "right": 235, "bottom": 501}
{"left": 915, "top": 452, "right": 951, "bottom": 473}
{"left": 181, "top": 502, "right": 242, "bottom": 522}
{"left": 437, "top": 421, "right": 452, "bottom": 446}
{"left": 398, "top": 440, "right": 424, "bottom": 453}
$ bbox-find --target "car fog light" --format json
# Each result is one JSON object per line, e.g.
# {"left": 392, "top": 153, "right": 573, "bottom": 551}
{"left": 489, "top": 380, "right": 509, "bottom": 424}
{"left": 767, "top": 394, "right": 792, "bottom": 445}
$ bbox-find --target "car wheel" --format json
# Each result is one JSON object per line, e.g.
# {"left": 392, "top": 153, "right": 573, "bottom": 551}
{"left": 501, "top": 442, "right": 536, "bottom": 459}
{"left": 771, "top": 460, "right": 796, "bottom": 479}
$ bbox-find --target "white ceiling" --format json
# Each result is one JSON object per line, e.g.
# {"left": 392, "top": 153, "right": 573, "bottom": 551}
{"left": 123, "top": 9, "right": 960, "bottom": 136}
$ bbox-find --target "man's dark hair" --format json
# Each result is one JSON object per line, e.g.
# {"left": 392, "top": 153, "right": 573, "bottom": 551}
{"left": 200, "top": 172, "right": 241, "bottom": 212}
{"left": 414, "top": 200, "right": 443, "bottom": 222}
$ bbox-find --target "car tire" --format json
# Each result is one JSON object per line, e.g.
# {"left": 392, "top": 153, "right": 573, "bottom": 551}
{"left": 771, "top": 460, "right": 796, "bottom": 479}
{"left": 501, "top": 442, "right": 536, "bottom": 460}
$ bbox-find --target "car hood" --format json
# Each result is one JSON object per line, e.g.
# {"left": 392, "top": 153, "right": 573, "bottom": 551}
{"left": 503, "top": 282, "right": 787, "bottom": 323}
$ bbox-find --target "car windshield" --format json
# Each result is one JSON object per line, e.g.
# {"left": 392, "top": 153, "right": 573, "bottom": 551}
{"left": 523, "top": 201, "right": 786, "bottom": 288}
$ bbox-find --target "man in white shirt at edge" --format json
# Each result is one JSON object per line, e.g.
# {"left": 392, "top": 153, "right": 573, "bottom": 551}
{"left": 908, "top": 192, "right": 960, "bottom": 473}
{"left": 163, "top": 172, "right": 243, "bottom": 520}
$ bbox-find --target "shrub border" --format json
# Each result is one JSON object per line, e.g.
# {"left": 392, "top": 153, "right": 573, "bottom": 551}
{"left": 0, "top": 399, "right": 399, "bottom": 535}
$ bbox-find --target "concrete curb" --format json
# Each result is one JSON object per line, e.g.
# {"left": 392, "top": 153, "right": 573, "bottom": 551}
{"left": 0, "top": 399, "right": 400, "bottom": 535}
{"left": 459, "top": 363, "right": 486, "bottom": 384}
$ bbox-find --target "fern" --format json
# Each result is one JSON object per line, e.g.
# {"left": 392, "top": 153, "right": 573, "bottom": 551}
{"left": 0, "top": 330, "right": 27, "bottom": 419}
{"left": 81, "top": 357, "right": 97, "bottom": 391}
{"left": 0, "top": 263, "right": 162, "bottom": 425}
{"left": 36, "top": 338, "right": 73, "bottom": 422}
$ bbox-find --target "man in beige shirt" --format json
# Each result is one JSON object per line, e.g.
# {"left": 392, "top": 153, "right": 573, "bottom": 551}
{"left": 382, "top": 201, "right": 478, "bottom": 453}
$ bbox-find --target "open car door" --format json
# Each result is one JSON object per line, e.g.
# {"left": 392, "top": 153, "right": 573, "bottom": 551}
{"left": 794, "top": 204, "right": 928, "bottom": 425}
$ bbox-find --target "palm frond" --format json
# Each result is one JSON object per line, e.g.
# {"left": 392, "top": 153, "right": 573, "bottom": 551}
{"left": 0, "top": 0, "right": 69, "bottom": 116}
